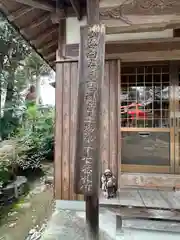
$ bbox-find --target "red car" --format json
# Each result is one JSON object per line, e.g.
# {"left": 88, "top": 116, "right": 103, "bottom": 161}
{"left": 121, "top": 103, "right": 147, "bottom": 120}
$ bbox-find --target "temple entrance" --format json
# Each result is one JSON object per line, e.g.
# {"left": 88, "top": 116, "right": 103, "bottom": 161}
{"left": 120, "top": 62, "right": 178, "bottom": 174}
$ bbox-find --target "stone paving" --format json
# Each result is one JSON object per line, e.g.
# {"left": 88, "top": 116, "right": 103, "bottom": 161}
{"left": 41, "top": 208, "right": 180, "bottom": 240}
{"left": 41, "top": 209, "right": 114, "bottom": 240}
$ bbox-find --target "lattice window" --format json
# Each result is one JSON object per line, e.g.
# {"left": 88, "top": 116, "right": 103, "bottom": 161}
{"left": 121, "top": 64, "right": 169, "bottom": 128}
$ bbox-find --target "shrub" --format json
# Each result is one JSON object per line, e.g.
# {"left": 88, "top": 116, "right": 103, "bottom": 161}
{"left": 0, "top": 105, "right": 54, "bottom": 186}
{"left": 15, "top": 106, "right": 54, "bottom": 171}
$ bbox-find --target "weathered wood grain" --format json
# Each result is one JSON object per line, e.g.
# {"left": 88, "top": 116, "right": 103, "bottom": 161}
{"left": 100, "top": 61, "right": 110, "bottom": 171}
{"left": 70, "top": 62, "right": 78, "bottom": 200}
{"left": 62, "top": 62, "right": 70, "bottom": 200}
{"left": 160, "top": 191, "right": 180, "bottom": 209}
{"left": 120, "top": 189, "right": 145, "bottom": 207}
{"left": 74, "top": 24, "right": 105, "bottom": 195}
{"left": 117, "top": 59, "right": 121, "bottom": 188}
{"left": 65, "top": 38, "right": 180, "bottom": 59}
{"left": 54, "top": 63, "right": 63, "bottom": 199}
{"left": 55, "top": 59, "right": 120, "bottom": 200}
{"left": 139, "top": 189, "right": 170, "bottom": 209}
{"left": 109, "top": 60, "right": 118, "bottom": 177}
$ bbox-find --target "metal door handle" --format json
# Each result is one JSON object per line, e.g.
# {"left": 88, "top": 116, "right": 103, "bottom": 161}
{"left": 175, "top": 118, "right": 178, "bottom": 128}
{"left": 139, "top": 132, "right": 150, "bottom": 137}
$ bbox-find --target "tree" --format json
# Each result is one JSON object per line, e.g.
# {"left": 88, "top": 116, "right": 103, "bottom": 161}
{"left": 0, "top": 14, "right": 30, "bottom": 139}
{"left": 0, "top": 14, "right": 51, "bottom": 139}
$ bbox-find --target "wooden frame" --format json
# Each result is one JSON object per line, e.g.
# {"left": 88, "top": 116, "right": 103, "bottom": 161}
{"left": 121, "top": 129, "right": 172, "bottom": 174}
{"left": 120, "top": 62, "right": 175, "bottom": 174}
{"left": 65, "top": 38, "right": 180, "bottom": 59}
{"left": 121, "top": 165, "right": 170, "bottom": 173}
{"left": 120, "top": 172, "right": 180, "bottom": 190}
{"left": 171, "top": 61, "right": 180, "bottom": 174}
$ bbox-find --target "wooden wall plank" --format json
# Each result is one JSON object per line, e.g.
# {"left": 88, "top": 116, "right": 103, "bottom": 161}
{"left": 117, "top": 60, "right": 121, "bottom": 188}
{"left": 100, "top": 61, "right": 110, "bottom": 171}
{"left": 70, "top": 62, "right": 78, "bottom": 200}
{"left": 54, "top": 63, "right": 63, "bottom": 199}
{"left": 109, "top": 60, "right": 118, "bottom": 177}
{"left": 62, "top": 63, "right": 70, "bottom": 200}
{"left": 55, "top": 59, "right": 119, "bottom": 200}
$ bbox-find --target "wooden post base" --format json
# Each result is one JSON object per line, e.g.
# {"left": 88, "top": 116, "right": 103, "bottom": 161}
{"left": 86, "top": 195, "right": 99, "bottom": 239}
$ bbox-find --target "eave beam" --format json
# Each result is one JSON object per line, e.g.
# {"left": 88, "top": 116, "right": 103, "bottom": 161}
{"left": 12, "top": 0, "right": 55, "bottom": 12}
{"left": 69, "top": 0, "right": 81, "bottom": 20}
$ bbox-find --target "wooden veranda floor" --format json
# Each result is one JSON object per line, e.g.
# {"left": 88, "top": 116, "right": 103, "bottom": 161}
{"left": 100, "top": 189, "right": 180, "bottom": 210}
{"left": 100, "top": 189, "right": 180, "bottom": 221}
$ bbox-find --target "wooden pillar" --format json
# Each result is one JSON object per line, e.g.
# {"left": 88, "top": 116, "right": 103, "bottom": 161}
{"left": 74, "top": 0, "right": 105, "bottom": 239}
{"left": 117, "top": 60, "right": 121, "bottom": 190}
{"left": 54, "top": 19, "right": 66, "bottom": 199}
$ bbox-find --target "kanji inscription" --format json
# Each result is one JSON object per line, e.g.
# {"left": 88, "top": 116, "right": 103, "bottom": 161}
{"left": 74, "top": 24, "right": 105, "bottom": 195}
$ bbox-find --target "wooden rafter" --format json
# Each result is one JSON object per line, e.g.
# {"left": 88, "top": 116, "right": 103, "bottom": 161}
{"left": 0, "top": 1, "right": 54, "bottom": 68}
{"left": 12, "top": 0, "right": 55, "bottom": 12}
{"left": 31, "top": 27, "right": 57, "bottom": 44}
{"left": 69, "top": 0, "right": 81, "bottom": 20}
{"left": 38, "top": 41, "right": 57, "bottom": 53}
{"left": 21, "top": 14, "right": 50, "bottom": 31}
{"left": 45, "top": 51, "right": 56, "bottom": 60}
{"left": 8, "top": 6, "right": 33, "bottom": 21}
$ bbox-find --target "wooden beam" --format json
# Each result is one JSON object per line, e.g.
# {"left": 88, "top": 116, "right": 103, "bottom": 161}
{"left": 57, "top": 19, "right": 66, "bottom": 59}
{"left": 106, "top": 20, "right": 180, "bottom": 35}
{"left": 50, "top": 10, "right": 66, "bottom": 24}
{"left": 12, "top": 0, "right": 55, "bottom": 12}
{"left": 50, "top": 0, "right": 66, "bottom": 23}
{"left": 117, "top": 59, "right": 121, "bottom": 189}
{"left": 75, "top": 1, "right": 104, "bottom": 239}
{"left": 69, "top": 0, "right": 81, "bottom": 20}
{"left": 21, "top": 14, "right": 50, "bottom": 31}
{"left": 86, "top": 1, "right": 101, "bottom": 238}
{"left": 86, "top": 0, "right": 99, "bottom": 24}
{"left": 74, "top": 25, "right": 105, "bottom": 239}
{"left": 65, "top": 38, "right": 180, "bottom": 58}
{"left": 8, "top": 6, "right": 33, "bottom": 21}
{"left": 120, "top": 172, "right": 180, "bottom": 190}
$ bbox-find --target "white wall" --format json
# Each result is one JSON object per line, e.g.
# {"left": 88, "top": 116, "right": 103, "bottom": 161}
{"left": 66, "top": 17, "right": 173, "bottom": 44}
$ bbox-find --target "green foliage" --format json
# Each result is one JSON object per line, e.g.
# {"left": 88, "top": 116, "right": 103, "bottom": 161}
{"left": 0, "top": 14, "right": 54, "bottom": 186}
{"left": 0, "top": 14, "right": 52, "bottom": 140}
{"left": 0, "top": 106, "right": 54, "bottom": 187}
{"left": 16, "top": 106, "right": 54, "bottom": 171}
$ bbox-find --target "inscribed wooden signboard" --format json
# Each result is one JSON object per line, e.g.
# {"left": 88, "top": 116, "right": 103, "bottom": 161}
{"left": 74, "top": 24, "right": 105, "bottom": 195}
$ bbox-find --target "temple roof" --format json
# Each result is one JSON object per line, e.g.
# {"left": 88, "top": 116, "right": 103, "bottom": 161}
{"left": 1, "top": 0, "right": 180, "bottom": 69}
{"left": 0, "top": 0, "right": 85, "bottom": 68}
